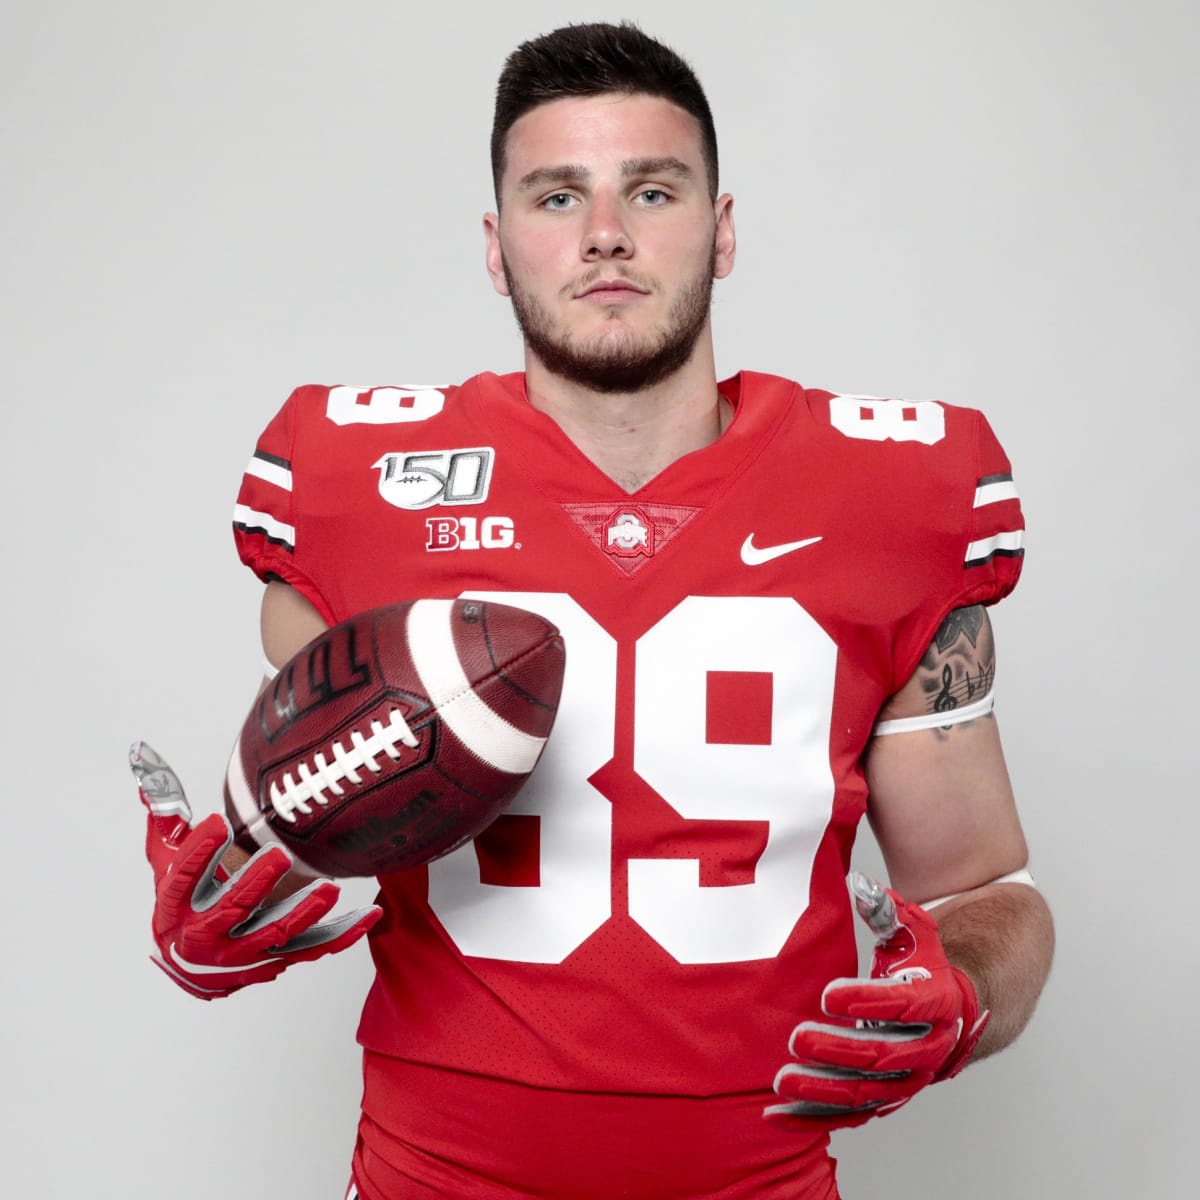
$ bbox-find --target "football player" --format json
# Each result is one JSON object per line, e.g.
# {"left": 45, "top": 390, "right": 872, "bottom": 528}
{"left": 134, "top": 22, "right": 1054, "bottom": 1199}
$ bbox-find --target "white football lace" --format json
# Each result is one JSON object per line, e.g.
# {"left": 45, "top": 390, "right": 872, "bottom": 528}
{"left": 269, "top": 708, "right": 419, "bottom": 822}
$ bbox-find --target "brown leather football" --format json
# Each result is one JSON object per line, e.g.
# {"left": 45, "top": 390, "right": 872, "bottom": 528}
{"left": 224, "top": 599, "right": 564, "bottom": 877}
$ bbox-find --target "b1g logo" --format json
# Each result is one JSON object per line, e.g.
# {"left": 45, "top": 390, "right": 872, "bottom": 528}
{"left": 426, "top": 515, "right": 517, "bottom": 552}
{"left": 373, "top": 448, "right": 494, "bottom": 510}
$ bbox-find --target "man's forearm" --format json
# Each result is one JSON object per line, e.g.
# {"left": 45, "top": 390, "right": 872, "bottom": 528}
{"left": 933, "top": 882, "right": 1054, "bottom": 1060}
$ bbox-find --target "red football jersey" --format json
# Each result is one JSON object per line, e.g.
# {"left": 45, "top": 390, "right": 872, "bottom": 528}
{"left": 232, "top": 371, "right": 1023, "bottom": 1198}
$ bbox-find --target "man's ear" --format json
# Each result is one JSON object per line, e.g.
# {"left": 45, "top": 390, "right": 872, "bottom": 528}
{"left": 483, "top": 212, "right": 511, "bottom": 297}
{"left": 713, "top": 193, "right": 736, "bottom": 280}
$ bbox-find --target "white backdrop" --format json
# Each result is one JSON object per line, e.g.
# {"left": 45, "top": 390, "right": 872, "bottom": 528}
{"left": 3, "top": 2, "right": 1195, "bottom": 1196}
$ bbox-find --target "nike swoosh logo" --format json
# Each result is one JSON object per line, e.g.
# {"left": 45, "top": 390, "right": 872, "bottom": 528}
{"left": 167, "top": 942, "right": 275, "bottom": 975}
{"left": 740, "top": 534, "right": 823, "bottom": 566}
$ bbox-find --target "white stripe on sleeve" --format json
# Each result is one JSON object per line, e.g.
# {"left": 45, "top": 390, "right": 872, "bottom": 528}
{"left": 245, "top": 456, "right": 293, "bottom": 491}
{"left": 964, "top": 529, "right": 1024, "bottom": 566}
{"left": 233, "top": 503, "right": 296, "bottom": 547}
{"left": 973, "top": 479, "right": 1019, "bottom": 508}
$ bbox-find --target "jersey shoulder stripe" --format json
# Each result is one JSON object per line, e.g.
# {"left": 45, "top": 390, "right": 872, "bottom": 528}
{"left": 973, "top": 472, "right": 1018, "bottom": 508}
{"left": 245, "top": 449, "right": 293, "bottom": 491}
{"left": 964, "top": 528, "right": 1024, "bottom": 569}
{"left": 232, "top": 503, "right": 295, "bottom": 551}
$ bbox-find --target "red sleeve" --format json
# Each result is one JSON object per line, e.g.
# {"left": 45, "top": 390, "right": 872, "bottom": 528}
{"left": 957, "top": 409, "right": 1025, "bottom": 609}
{"left": 878, "top": 400, "right": 1027, "bottom": 696}
{"left": 231, "top": 388, "right": 337, "bottom": 624}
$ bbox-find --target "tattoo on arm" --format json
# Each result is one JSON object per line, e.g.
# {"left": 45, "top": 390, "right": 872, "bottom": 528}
{"left": 934, "top": 606, "right": 983, "bottom": 652}
{"left": 920, "top": 605, "right": 996, "bottom": 718}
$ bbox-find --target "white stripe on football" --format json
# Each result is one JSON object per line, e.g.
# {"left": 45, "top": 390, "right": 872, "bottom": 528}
{"left": 407, "top": 599, "right": 548, "bottom": 775}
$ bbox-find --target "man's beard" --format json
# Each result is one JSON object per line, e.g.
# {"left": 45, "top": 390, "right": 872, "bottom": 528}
{"left": 503, "top": 246, "right": 716, "bottom": 394}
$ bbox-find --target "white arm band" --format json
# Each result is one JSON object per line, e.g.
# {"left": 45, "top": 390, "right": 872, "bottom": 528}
{"left": 262, "top": 654, "right": 280, "bottom": 681}
{"left": 872, "top": 689, "right": 995, "bottom": 736}
{"left": 922, "top": 867, "right": 1038, "bottom": 909}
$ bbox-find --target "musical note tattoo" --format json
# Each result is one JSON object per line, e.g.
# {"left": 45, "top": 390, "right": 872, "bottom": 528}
{"left": 917, "top": 605, "right": 997, "bottom": 734}
{"left": 934, "top": 664, "right": 958, "bottom": 712}
{"left": 868, "top": 606, "right": 999, "bottom": 742}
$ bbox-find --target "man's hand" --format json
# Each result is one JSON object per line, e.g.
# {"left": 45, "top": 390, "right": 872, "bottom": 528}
{"left": 131, "top": 741, "right": 381, "bottom": 999}
{"left": 765, "top": 873, "right": 988, "bottom": 1127}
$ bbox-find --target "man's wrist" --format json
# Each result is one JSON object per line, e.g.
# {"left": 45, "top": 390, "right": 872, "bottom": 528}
{"left": 935, "top": 965, "right": 990, "bottom": 1081}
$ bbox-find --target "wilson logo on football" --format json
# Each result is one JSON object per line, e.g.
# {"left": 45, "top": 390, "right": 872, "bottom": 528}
{"left": 373, "top": 448, "right": 495, "bottom": 510}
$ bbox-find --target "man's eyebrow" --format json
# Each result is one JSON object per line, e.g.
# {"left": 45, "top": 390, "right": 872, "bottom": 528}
{"left": 516, "top": 164, "right": 591, "bottom": 193}
{"left": 620, "top": 156, "right": 694, "bottom": 181}
{"left": 515, "top": 157, "right": 696, "bottom": 193}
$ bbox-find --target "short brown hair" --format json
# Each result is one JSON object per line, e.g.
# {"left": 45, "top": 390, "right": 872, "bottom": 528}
{"left": 491, "top": 22, "right": 719, "bottom": 200}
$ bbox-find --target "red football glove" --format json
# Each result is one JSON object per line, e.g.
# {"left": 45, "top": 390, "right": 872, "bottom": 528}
{"left": 131, "top": 741, "right": 381, "bottom": 999}
{"left": 765, "top": 873, "right": 988, "bottom": 1126}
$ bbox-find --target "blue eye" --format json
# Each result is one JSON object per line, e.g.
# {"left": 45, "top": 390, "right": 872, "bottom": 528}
{"left": 638, "top": 189, "right": 670, "bottom": 206}
{"left": 542, "top": 193, "right": 576, "bottom": 211}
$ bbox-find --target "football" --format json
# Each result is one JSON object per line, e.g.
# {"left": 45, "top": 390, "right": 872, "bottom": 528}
{"left": 224, "top": 598, "right": 565, "bottom": 877}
